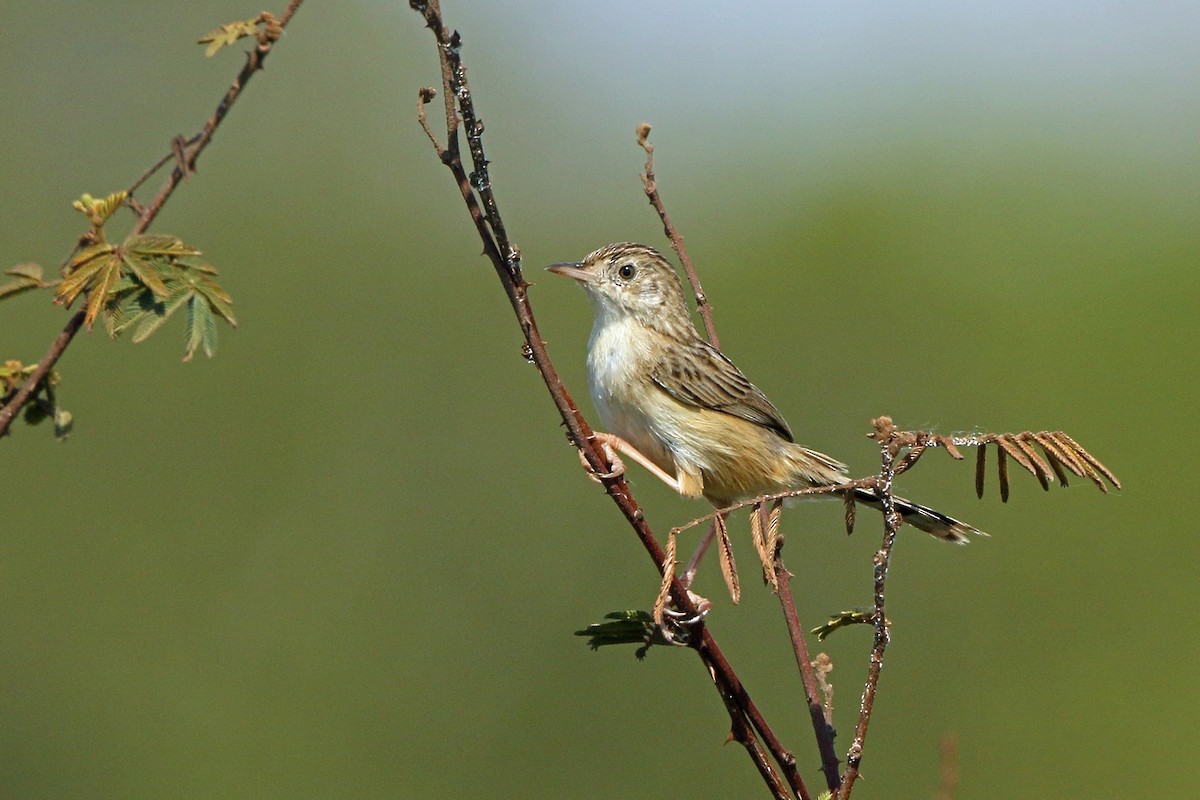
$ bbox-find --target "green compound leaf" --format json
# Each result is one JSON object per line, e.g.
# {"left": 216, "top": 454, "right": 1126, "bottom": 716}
{"left": 184, "top": 290, "right": 218, "bottom": 362}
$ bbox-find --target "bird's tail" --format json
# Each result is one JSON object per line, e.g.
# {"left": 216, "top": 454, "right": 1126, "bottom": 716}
{"left": 784, "top": 444, "right": 985, "bottom": 543}
{"left": 851, "top": 487, "right": 984, "bottom": 544}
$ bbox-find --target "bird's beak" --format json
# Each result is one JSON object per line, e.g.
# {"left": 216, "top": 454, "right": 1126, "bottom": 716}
{"left": 545, "top": 262, "right": 591, "bottom": 283}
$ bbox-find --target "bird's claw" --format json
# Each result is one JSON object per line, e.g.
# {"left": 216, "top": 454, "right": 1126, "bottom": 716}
{"left": 578, "top": 439, "right": 625, "bottom": 482}
{"left": 661, "top": 589, "right": 712, "bottom": 629}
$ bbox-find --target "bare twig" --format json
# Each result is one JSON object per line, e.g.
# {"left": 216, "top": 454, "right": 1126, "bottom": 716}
{"left": 636, "top": 123, "right": 720, "bottom": 348}
{"left": 407, "top": 3, "right": 809, "bottom": 797}
{"left": 0, "top": 1, "right": 303, "bottom": 440}
{"left": 416, "top": 87, "right": 446, "bottom": 157}
{"left": 838, "top": 417, "right": 904, "bottom": 800}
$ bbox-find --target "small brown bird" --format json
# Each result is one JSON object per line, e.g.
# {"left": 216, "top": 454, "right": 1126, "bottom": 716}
{"left": 548, "top": 242, "right": 980, "bottom": 543}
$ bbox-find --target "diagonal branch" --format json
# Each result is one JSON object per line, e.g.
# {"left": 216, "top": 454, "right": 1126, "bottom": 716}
{"left": 0, "top": 0, "right": 304, "bottom": 440}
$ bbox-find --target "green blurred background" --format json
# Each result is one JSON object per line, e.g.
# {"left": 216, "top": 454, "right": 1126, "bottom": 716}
{"left": 1, "top": 2, "right": 1194, "bottom": 797}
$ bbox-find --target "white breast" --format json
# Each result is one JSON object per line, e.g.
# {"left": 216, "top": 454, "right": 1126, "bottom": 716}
{"left": 585, "top": 312, "right": 676, "bottom": 474}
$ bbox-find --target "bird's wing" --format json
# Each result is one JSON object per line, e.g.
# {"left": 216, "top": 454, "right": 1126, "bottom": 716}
{"left": 650, "top": 339, "right": 794, "bottom": 442}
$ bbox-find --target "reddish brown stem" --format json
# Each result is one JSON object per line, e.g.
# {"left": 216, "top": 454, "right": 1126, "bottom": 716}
{"left": 637, "top": 124, "right": 720, "bottom": 349}
{"left": 774, "top": 547, "right": 842, "bottom": 794}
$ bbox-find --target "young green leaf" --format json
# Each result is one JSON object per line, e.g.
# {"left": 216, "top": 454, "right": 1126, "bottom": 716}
{"left": 82, "top": 254, "right": 125, "bottom": 330}
{"left": 195, "top": 282, "right": 236, "bottom": 327}
{"left": 0, "top": 263, "right": 48, "bottom": 300}
{"left": 72, "top": 191, "right": 127, "bottom": 230}
{"left": 184, "top": 292, "right": 219, "bottom": 361}
{"left": 131, "top": 284, "right": 193, "bottom": 344}
{"left": 55, "top": 244, "right": 116, "bottom": 308}
{"left": 197, "top": 18, "right": 262, "bottom": 57}
{"left": 124, "top": 234, "right": 202, "bottom": 259}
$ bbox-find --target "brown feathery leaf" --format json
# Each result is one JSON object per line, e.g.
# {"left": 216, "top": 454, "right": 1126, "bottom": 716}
{"left": 652, "top": 531, "right": 677, "bottom": 628}
{"left": 748, "top": 503, "right": 776, "bottom": 589}
{"left": 1032, "top": 433, "right": 1072, "bottom": 487}
{"left": 765, "top": 500, "right": 782, "bottom": 591}
{"left": 767, "top": 500, "right": 782, "bottom": 555}
{"left": 1056, "top": 432, "right": 1121, "bottom": 490}
{"left": 1011, "top": 434, "right": 1053, "bottom": 491}
{"left": 997, "top": 445, "right": 1010, "bottom": 502}
{"left": 939, "top": 436, "right": 964, "bottom": 460}
{"left": 715, "top": 514, "right": 740, "bottom": 605}
{"left": 749, "top": 502, "right": 766, "bottom": 561}
{"left": 894, "top": 445, "right": 926, "bottom": 475}
{"left": 1048, "top": 432, "right": 1103, "bottom": 485}
{"left": 844, "top": 492, "right": 857, "bottom": 534}
{"left": 975, "top": 443, "right": 987, "bottom": 499}
{"left": 995, "top": 435, "right": 1038, "bottom": 478}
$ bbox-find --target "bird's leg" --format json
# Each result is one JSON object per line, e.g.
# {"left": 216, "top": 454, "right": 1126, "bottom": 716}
{"left": 580, "top": 431, "right": 681, "bottom": 491}
{"left": 681, "top": 518, "right": 719, "bottom": 587}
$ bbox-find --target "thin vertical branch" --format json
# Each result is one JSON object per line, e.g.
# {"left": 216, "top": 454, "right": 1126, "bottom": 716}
{"left": 0, "top": 1, "right": 303, "bottom": 440}
{"left": 636, "top": 123, "right": 720, "bottom": 349}
{"left": 838, "top": 417, "right": 903, "bottom": 800}
{"left": 774, "top": 542, "right": 842, "bottom": 794}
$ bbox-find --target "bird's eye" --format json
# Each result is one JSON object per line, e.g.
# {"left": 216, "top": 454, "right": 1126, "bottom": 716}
{"left": 617, "top": 263, "right": 636, "bottom": 280}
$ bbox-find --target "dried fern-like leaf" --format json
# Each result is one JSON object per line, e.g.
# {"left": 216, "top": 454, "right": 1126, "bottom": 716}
{"left": 844, "top": 492, "right": 857, "bottom": 535}
{"left": 767, "top": 499, "right": 782, "bottom": 559}
{"left": 975, "top": 443, "right": 987, "bottom": 499}
{"left": 715, "top": 514, "right": 740, "bottom": 605}
{"left": 1055, "top": 432, "right": 1121, "bottom": 490}
{"left": 939, "top": 436, "right": 964, "bottom": 460}
{"left": 1033, "top": 432, "right": 1077, "bottom": 486}
{"left": 652, "top": 532, "right": 677, "bottom": 628}
{"left": 1010, "top": 435, "right": 1053, "bottom": 491}
{"left": 748, "top": 503, "right": 773, "bottom": 587}
{"left": 997, "top": 445, "right": 1010, "bottom": 502}
{"left": 939, "top": 430, "right": 1121, "bottom": 500}
{"left": 893, "top": 445, "right": 926, "bottom": 476}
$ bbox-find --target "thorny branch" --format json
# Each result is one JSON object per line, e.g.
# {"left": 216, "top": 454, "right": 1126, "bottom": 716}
{"left": 408, "top": 2, "right": 810, "bottom": 798}
{"left": 0, "top": 0, "right": 304, "bottom": 440}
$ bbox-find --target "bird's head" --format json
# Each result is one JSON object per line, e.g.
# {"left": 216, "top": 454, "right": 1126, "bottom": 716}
{"left": 547, "top": 242, "right": 691, "bottom": 334}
